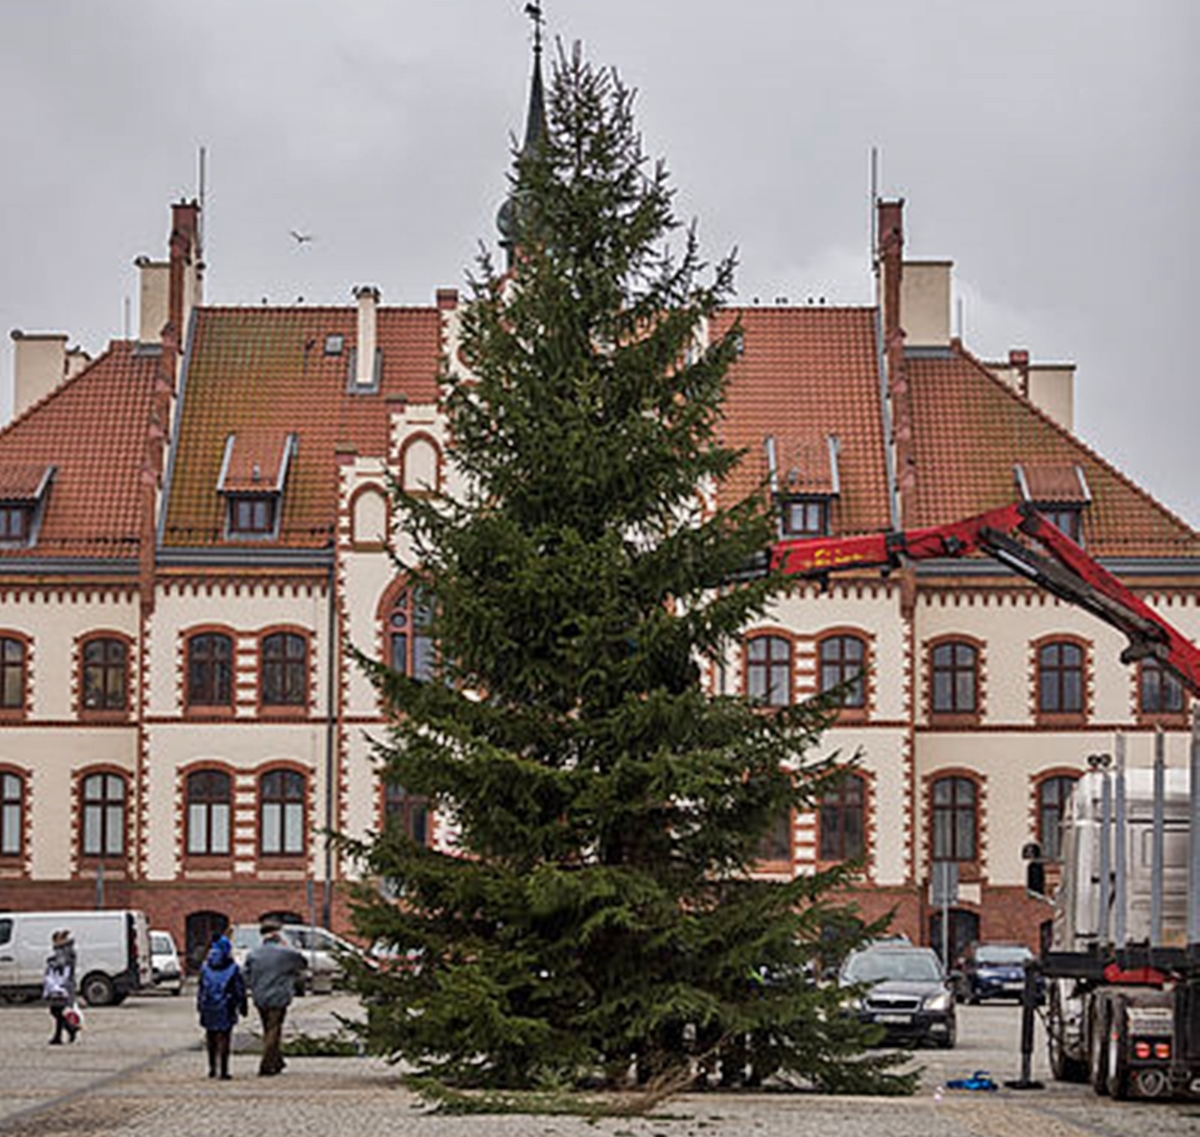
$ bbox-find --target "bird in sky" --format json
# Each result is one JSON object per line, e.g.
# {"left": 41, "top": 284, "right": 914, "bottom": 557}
{"left": 289, "top": 230, "right": 314, "bottom": 245}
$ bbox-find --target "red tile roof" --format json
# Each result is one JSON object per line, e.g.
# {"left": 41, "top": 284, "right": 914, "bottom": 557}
{"left": 218, "top": 428, "right": 295, "bottom": 492}
{"left": 905, "top": 346, "right": 1198, "bottom": 557}
{"left": 0, "top": 464, "right": 53, "bottom": 500}
{"left": 715, "top": 307, "right": 892, "bottom": 536}
{"left": 0, "top": 342, "right": 161, "bottom": 562}
{"left": 163, "top": 307, "right": 441, "bottom": 548}
{"left": 1016, "top": 462, "right": 1090, "bottom": 504}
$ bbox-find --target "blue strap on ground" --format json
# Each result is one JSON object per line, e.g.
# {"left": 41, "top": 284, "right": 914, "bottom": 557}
{"left": 945, "top": 1071, "right": 999, "bottom": 1091}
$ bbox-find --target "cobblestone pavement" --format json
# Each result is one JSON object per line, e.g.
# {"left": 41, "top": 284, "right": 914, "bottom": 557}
{"left": 1, "top": 988, "right": 1198, "bottom": 1136}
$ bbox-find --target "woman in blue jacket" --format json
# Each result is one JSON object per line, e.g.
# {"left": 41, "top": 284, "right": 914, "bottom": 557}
{"left": 196, "top": 934, "right": 248, "bottom": 1080}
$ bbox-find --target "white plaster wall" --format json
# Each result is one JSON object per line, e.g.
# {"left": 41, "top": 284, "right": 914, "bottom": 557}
{"left": 0, "top": 591, "right": 138, "bottom": 720}
{"left": 143, "top": 721, "right": 325, "bottom": 880}
{"left": 1027, "top": 366, "right": 1074, "bottom": 431}
{"left": 9, "top": 728, "right": 137, "bottom": 877}
{"left": 900, "top": 261, "right": 951, "bottom": 347}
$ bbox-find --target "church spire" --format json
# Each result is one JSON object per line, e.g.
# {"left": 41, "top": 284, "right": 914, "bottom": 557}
{"left": 497, "top": 3, "right": 548, "bottom": 266}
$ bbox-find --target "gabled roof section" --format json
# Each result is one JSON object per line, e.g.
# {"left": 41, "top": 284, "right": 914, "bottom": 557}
{"left": 905, "top": 345, "right": 1198, "bottom": 557}
{"left": 162, "top": 306, "right": 440, "bottom": 550}
{"left": 0, "top": 342, "right": 160, "bottom": 563}
{"left": 773, "top": 434, "right": 840, "bottom": 497}
{"left": 715, "top": 307, "right": 891, "bottom": 535}
{"left": 1015, "top": 462, "right": 1090, "bottom": 505}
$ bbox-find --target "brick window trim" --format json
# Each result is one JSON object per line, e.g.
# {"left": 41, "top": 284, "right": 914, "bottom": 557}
{"left": 741, "top": 626, "right": 796, "bottom": 708}
{"left": 181, "top": 625, "right": 238, "bottom": 717}
{"left": 814, "top": 766, "right": 876, "bottom": 881}
{"left": 349, "top": 484, "right": 391, "bottom": 551}
{"left": 924, "top": 766, "right": 986, "bottom": 883}
{"left": 815, "top": 627, "right": 874, "bottom": 724}
{"left": 0, "top": 764, "right": 29, "bottom": 865}
{"left": 74, "top": 765, "right": 131, "bottom": 872}
{"left": 1030, "top": 766, "right": 1083, "bottom": 863}
{"left": 256, "top": 625, "right": 314, "bottom": 716}
{"left": 255, "top": 762, "right": 310, "bottom": 862}
{"left": 75, "top": 630, "right": 134, "bottom": 721}
{"left": 0, "top": 629, "right": 32, "bottom": 720}
{"left": 1031, "top": 633, "right": 1092, "bottom": 726}
{"left": 1133, "top": 659, "right": 1190, "bottom": 727}
{"left": 924, "top": 633, "right": 985, "bottom": 727}
{"left": 178, "top": 760, "right": 238, "bottom": 866}
{"left": 377, "top": 783, "right": 436, "bottom": 848}
{"left": 398, "top": 431, "right": 444, "bottom": 498}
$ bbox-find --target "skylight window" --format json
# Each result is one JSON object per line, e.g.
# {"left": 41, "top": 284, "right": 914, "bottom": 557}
{"left": 324, "top": 333, "right": 344, "bottom": 356}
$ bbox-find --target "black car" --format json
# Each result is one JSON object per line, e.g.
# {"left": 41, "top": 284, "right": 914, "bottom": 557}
{"left": 957, "top": 942, "right": 1040, "bottom": 1004}
{"left": 839, "top": 944, "right": 956, "bottom": 1048}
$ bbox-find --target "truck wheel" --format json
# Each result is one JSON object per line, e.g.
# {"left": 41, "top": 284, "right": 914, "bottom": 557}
{"left": 1106, "top": 998, "right": 1131, "bottom": 1100}
{"left": 1048, "top": 986, "right": 1087, "bottom": 1082}
{"left": 81, "top": 972, "right": 116, "bottom": 1007}
{"left": 1088, "top": 999, "right": 1110, "bottom": 1097}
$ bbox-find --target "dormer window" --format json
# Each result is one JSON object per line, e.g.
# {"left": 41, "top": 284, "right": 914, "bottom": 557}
{"left": 0, "top": 464, "right": 54, "bottom": 548}
{"left": 216, "top": 432, "right": 295, "bottom": 542}
{"left": 0, "top": 505, "right": 31, "bottom": 543}
{"left": 781, "top": 497, "right": 829, "bottom": 538}
{"left": 1014, "top": 462, "right": 1091, "bottom": 546}
{"left": 229, "top": 495, "right": 277, "bottom": 536}
{"left": 767, "top": 434, "right": 839, "bottom": 540}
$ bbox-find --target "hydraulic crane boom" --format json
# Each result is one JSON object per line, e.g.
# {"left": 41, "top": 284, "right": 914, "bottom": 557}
{"left": 770, "top": 501, "right": 1200, "bottom": 697}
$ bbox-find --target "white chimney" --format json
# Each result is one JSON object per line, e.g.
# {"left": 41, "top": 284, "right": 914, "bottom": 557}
{"left": 900, "top": 260, "right": 952, "bottom": 347}
{"left": 10, "top": 330, "right": 67, "bottom": 419}
{"left": 135, "top": 255, "right": 170, "bottom": 343}
{"left": 353, "top": 285, "right": 380, "bottom": 388}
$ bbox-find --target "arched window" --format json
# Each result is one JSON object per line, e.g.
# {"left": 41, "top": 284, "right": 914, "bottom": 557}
{"left": 1037, "top": 640, "right": 1084, "bottom": 715}
{"left": 1037, "top": 774, "right": 1079, "bottom": 862}
{"left": 82, "top": 637, "right": 128, "bottom": 711}
{"left": 756, "top": 808, "right": 793, "bottom": 863}
{"left": 931, "top": 775, "right": 977, "bottom": 862}
{"left": 81, "top": 772, "right": 126, "bottom": 857}
{"left": 186, "top": 770, "right": 232, "bottom": 856}
{"left": 819, "top": 634, "right": 866, "bottom": 708}
{"left": 0, "top": 772, "right": 23, "bottom": 856}
{"left": 261, "top": 632, "right": 307, "bottom": 707}
{"left": 384, "top": 783, "right": 430, "bottom": 846}
{"left": 0, "top": 637, "right": 26, "bottom": 710}
{"left": 387, "top": 586, "right": 434, "bottom": 681}
{"left": 819, "top": 773, "right": 865, "bottom": 862}
{"left": 745, "top": 634, "right": 791, "bottom": 706}
{"left": 259, "top": 769, "right": 305, "bottom": 856}
{"left": 188, "top": 633, "right": 233, "bottom": 707}
{"left": 931, "top": 641, "right": 978, "bottom": 715}
{"left": 1139, "top": 659, "right": 1184, "bottom": 716}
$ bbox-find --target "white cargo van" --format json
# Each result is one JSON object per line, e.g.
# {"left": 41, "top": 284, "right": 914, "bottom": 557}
{"left": 0, "top": 909, "right": 152, "bottom": 1005}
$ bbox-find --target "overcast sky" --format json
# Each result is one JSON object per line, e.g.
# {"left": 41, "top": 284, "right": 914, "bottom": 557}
{"left": 1, "top": 0, "right": 1196, "bottom": 527}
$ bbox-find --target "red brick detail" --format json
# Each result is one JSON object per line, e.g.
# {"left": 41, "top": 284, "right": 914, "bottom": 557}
{"left": 179, "top": 625, "right": 237, "bottom": 718}
{"left": 398, "top": 431, "right": 443, "bottom": 496}
{"left": 1030, "top": 632, "right": 1093, "bottom": 727}
{"left": 72, "top": 764, "right": 132, "bottom": 880}
{"left": 348, "top": 485, "right": 390, "bottom": 551}
{"left": 814, "top": 627, "right": 875, "bottom": 724}
{"left": 254, "top": 625, "right": 314, "bottom": 718}
{"left": 921, "top": 766, "right": 988, "bottom": 885}
{"left": 0, "top": 763, "right": 32, "bottom": 878}
{"left": 74, "top": 629, "right": 135, "bottom": 722}
{"left": 0, "top": 629, "right": 33, "bottom": 722}
{"left": 922, "top": 632, "right": 986, "bottom": 728}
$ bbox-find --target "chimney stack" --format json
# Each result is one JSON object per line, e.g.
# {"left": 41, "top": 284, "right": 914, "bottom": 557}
{"left": 353, "top": 285, "right": 380, "bottom": 388}
{"left": 876, "top": 198, "right": 905, "bottom": 346}
{"left": 9, "top": 330, "right": 68, "bottom": 419}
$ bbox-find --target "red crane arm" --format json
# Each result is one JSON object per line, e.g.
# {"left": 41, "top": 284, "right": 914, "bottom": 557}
{"left": 770, "top": 502, "right": 1200, "bottom": 697}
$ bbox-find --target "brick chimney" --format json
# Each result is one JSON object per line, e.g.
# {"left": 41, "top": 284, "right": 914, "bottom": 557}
{"left": 876, "top": 198, "right": 916, "bottom": 526}
{"left": 168, "top": 200, "right": 201, "bottom": 351}
{"left": 877, "top": 198, "right": 905, "bottom": 348}
{"left": 9, "top": 330, "right": 67, "bottom": 419}
{"left": 353, "top": 285, "right": 380, "bottom": 388}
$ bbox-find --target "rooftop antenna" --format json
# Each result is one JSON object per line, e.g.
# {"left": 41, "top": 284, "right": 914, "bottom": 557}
{"left": 956, "top": 296, "right": 964, "bottom": 341}
{"left": 869, "top": 146, "right": 880, "bottom": 303}
{"left": 123, "top": 296, "right": 131, "bottom": 342}
{"left": 197, "top": 145, "right": 207, "bottom": 255}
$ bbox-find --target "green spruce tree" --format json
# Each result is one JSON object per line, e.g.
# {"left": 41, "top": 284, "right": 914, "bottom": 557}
{"left": 346, "top": 44, "right": 912, "bottom": 1095}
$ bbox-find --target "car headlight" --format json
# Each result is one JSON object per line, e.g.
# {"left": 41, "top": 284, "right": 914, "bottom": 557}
{"left": 923, "top": 991, "right": 952, "bottom": 1012}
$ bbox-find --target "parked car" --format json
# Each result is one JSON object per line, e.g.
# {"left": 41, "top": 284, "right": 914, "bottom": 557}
{"left": 839, "top": 943, "right": 957, "bottom": 1048}
{"left": 956, "top": 942, "right": 1041, "bottom": 1004}
{"left": 228, "top": 923, "right": 371, "bottom": 993}
{"left": 149, "top": 930, "right": 183, "bottom": 995}
{"left": 0, "top": 909, "right": 152, "bottom": 1006}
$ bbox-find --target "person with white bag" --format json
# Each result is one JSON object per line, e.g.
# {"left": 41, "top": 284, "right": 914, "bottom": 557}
{"left": 43, "top": 929, "right": 80, "bottom": 1045}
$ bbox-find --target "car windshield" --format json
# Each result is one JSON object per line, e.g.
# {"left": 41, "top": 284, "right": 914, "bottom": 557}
{"left": 843, "top": 950, "right": 943, "bottom": 984}
{"left": 151, "top": 933, "right": 173, "bottom": 953}
{"left": 976, "top": 945, "right": 1031, "bottom": 965}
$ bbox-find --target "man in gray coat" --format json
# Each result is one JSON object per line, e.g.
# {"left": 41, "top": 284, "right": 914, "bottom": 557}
{"left": 243, "top": 918, "right": 306, "bottom": 1076}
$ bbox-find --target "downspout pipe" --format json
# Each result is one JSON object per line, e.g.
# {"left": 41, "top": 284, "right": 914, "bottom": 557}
{"left": 323, "top": 555, "right": 338, "bottom": 929}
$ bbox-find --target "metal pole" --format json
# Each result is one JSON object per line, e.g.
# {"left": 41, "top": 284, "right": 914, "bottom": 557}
{"left": 1151, "top": 728, "right": 1166, "bottom": 948}
{"left": 1114, "top": 734, "right": 1127, "bottom": 947}
{"left": 1190, "top": 708, "right": 1200, "bottom": 947}
{"left": 1099, "top": 769, "right": 1112, "bottom": 945}
{"left": 322, "top": 557, "right": 338, "bottom": 929}
{"left": 942, "top": 895, "right": 950, "bottom": 971}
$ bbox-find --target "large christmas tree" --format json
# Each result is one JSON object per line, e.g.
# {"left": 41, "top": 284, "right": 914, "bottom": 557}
{"left": 347, "top": 43, "right": 908, "bottom": 1095}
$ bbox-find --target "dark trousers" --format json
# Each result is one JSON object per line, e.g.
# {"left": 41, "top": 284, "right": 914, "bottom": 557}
{"left": 256, "top": 1004, "right": 288, "bottom": 1075}
{"left": 49, "top": 1004, "right": 77, "bottom": 1044}
{"left": 205, "top": 1029, "right": 232, "bottom": 1078}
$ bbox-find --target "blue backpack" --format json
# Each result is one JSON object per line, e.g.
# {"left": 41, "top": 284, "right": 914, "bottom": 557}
{"left": 198, "top": 964, "right": 236, "bottom": 1012}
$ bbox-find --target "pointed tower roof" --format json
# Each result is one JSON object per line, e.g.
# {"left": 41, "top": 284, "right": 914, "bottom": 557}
{"left": 497, "top": 4, "right": 549, "bottom": 265}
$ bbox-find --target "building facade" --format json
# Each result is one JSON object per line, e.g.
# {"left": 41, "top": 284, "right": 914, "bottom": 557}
{"left": 1, "top": 186, "right": 1196, "bottom": 970}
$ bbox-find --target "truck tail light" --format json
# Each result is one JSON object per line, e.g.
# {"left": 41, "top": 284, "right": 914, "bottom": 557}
{"left": 1134, "top": 1041, "right": 1151, "bottom": 1060}
{"left": 1154, "top": 1042, "right": 1171, "bottom": 1061}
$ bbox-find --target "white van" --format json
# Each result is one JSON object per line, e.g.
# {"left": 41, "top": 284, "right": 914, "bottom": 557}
{"left": 0, "top": 909, "right": 152, "bottom": 1006}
